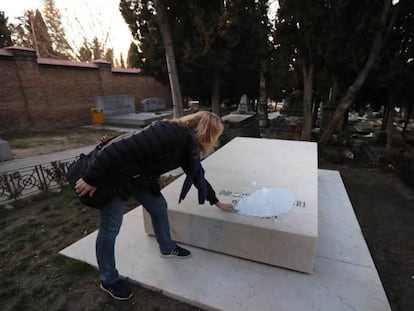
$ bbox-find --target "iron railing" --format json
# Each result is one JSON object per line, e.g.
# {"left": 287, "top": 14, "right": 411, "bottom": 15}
{"left": 0, "top": 158, "right": 76, "bottom": 204}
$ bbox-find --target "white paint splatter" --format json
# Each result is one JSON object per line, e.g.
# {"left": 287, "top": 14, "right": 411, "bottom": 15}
{"left": 235, "top": 188, "right": 296, "bottom": 218}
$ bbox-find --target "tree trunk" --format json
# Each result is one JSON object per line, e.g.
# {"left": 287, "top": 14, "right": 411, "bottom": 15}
{"left": 342, "top": 108, "right": 349, "bottom": 131}
{"left": 211, "top": 68, "right": 221, "bottom": 115}
{"left": 320, "top": 78, "right": 338, "bottom": 131}
{"left": 258, "top": 60, "right": 269, "bottom": 127}
{"left": 312, "top": 95, "right": 319, "bottom": 128}
{"left": 319, "top": 0, "right": 392, "bottom": 146}
{"left": 259, "top": 60, "right": 267, "bottom": 103}
{"left": 327, "top": 78, "right": 339, "bottom": 107}
{"left": 402, "top": 102, "right": 413, "bottom": 136}
{"left": 153, "top": 0, "right": 183, "bottom": 118}
{"left": 382, "top": 106, "right": 389, "bottom": 130}
{"left": 301, "top": 64, "right": 314, "bottom": 141}
{"left": 386, "top": 102, "right": 395, "bottom": 153}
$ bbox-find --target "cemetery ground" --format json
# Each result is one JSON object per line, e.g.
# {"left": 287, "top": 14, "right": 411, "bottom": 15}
{"left": 0, "top": 126, "right": 413, "bottom": 311}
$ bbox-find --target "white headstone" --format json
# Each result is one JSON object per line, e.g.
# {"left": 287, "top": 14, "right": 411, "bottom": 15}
{"left": 0, "top": 139, "right": 12, "bottom": 161}
{"left": 95, "top": 95, "right": 135, "bottom": 116}
{"left": 140, "top": 97, "right": 166, "bottom": 112}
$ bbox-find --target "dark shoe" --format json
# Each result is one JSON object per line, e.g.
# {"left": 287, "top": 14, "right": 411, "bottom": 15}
{"left": 161, "top": 245, "right": 191, "bottom": 259}
{"left": 100, "top": 279, "right": 133, "bottom": 301}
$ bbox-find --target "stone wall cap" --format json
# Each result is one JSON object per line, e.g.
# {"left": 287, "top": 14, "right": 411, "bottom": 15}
{"left": 38, "top": 57, "right": 97, "bottom": 68}
{"left": 4, "top": 46, "right": 36, "bottom": 52}
{"left": 2, "top": 46, "right": 37, "bottom": 59}
{"left": 93, "top": 59, "right": 111, "bottom": 64}
{"left": 0, "top": 49, "right": 13, "bottom": 57}
{"left": 112, "top": 67, "right": 141, "bottom": 74}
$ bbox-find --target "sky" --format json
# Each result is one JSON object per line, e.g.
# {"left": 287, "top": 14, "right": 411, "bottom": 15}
{"left": 1, "top": 0, "right": 133, "bottom": 60}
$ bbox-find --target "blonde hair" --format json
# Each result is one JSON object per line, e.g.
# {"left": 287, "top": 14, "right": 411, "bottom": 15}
{"left": 172, "top": 111, "right": 224, "bottom": 154}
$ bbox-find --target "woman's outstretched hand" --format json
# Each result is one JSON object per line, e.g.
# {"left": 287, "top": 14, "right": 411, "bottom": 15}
{"left": 215, "top": 201, "right": 234, "bottom": 212}
{"left": 75, "top": 178, "right": 97, "bottom": 197}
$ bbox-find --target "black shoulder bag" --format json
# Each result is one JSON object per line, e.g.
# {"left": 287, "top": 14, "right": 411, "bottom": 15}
{"left": 66, "top": 140, "right": 117, "bottom": 208}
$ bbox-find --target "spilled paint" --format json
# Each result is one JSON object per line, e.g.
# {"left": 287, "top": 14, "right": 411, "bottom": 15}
{"left": 235, "top": 188, "right": 296, "bottom": 218}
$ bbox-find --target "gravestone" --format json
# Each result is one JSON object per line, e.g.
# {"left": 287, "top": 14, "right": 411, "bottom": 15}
{"left": 95, "top": 95, "right": 173, "bottom": 127}
{"left": 140, "top": 97, "right": 167, "bottom": 112}
{"left": 143, "top": 137, "right": 318, "bottom": 273}
{"left": 0, "top": 138, "right": 12, "bottom": 161}
{"left": 221, "top": 113, "right": 260, "bottom": 143}
{"left": 95, "top": 95, "right": 135, "bottom": 116}
{"left": 236, "top": 94, "right": 249, "bottom": 114}
{"left": 222, "top": 94, "right": 259, "bottom": 142}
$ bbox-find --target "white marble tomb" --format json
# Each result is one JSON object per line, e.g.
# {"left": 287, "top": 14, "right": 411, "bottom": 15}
{"left": 60, "top": 169, "right": 390, "bottom": 310}
{"left": 143, "top": 137, "right": 318, "bottom": 273}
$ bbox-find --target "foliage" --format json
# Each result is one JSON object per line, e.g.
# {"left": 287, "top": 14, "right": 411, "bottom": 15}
{"left": 9, "top": 10, "right": 35, "bottom": 48}
{"left": 272, "top": 1, "right": 414, "bottom": 145}
{"left": 328, "top": 131, "right": 353, "bottom": 147}
{"left": 220, "top": 0, "right": 271, "bottom": 100}
{"left": 91, "top": 37, "right": 103, "bottom": 60}
{"left": 47, "top": 161, "right": 68, "bottom": 187}
{"left": 7, "top": 2, "right": 74, "bottom": 59}
{"left": 318, "top": 1, "right": 412, "bottom": 145}
{"left": 33, "top": 9, "right": 56, "bottom": 57}
{"left": 120, "top": 0, "right": 273, "bottom": 106}
{"left": 373, "top": 0, "right": 414, "bottom": 110}
{"left": 127, "top": 42, "right": 140, "bottom": 68}
{"left": 76, "top": 36, "right": 114, "bottom": 63}
{"left": 120, "top": 0, "right": 168, "bottom": 82}
{"left": 273, "top": 1, "right": 388, "bottom": 102}
{"left": 42, "top": 0, "right": 73, "bottom": 59}
{"left": 119, "top": 52, "right": 126, "bottom": 68}
{"left": 0, "top": 172, "right": 22, "bottom": 199}
{"left": 0, "top": 11, "right": 12, "bottom": 48}
{"left": 105, "top": 48, "right": 115, "bottom": 66}
{"left": 77, "top": 38, "right": 93, "bottom": 61}
{"left": 6, "top": 1, "right": 113, "bottom": 63}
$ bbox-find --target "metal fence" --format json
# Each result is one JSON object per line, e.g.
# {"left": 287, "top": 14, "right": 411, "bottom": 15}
{"left": 0, "top": 158, "right": 76, "bottom": 204}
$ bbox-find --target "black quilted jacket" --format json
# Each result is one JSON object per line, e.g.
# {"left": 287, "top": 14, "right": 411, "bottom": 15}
{"left": 82, "top": 121, "right": 218, "bottom": 205}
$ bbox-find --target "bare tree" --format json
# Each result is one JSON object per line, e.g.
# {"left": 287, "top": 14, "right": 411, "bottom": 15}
{"left": 62, "top": 1, "right": 114, "bottom": 62}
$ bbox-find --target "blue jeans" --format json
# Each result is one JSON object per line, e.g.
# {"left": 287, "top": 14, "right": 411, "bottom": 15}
{"left": 96, "top": 188, "right": 176, "bottom": 284}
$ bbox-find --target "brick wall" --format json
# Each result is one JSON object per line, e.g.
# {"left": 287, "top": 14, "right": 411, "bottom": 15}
{"left": 0, "top": 46, "right": 171, "bottom": 129}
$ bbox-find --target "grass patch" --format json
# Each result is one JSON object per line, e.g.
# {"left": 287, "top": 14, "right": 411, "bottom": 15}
{"left": 0, "top": 188, "right": 102, "bottom": 310}
{"left": 0, "top": 159, "right": 197, "bottom": 310}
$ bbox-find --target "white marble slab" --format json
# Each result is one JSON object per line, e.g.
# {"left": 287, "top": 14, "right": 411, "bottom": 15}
{"left": 60, "top": 170, "right": 391, "bottom": 311}
{"left": 144, "top": 137, "right": 318, "bottom": 273}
